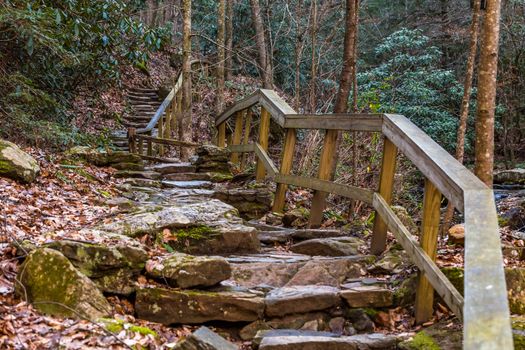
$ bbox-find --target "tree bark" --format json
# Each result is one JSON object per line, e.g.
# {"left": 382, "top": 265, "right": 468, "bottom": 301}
{"left": 225, "top": 0, "right": 234, "bottom": 81}
{"left": 474, "top": 0, "right": 502, "bottom": 187}
{"left": 217, "top": 0, "right": 226, "bottom": 114}
{"left": 179, "top": 0, "right": 192, "bottom": 161}
{"left": 249, "top": 0, "right": 272, "bottom": 88}
{"left": 442, "top": 0, "right": 482, "bottom": 232}
{"left": 308, "top": 0, "right": 318, "bottom": 113}
{"left": 294, "top": 0, "right": 306, "bottom": 111}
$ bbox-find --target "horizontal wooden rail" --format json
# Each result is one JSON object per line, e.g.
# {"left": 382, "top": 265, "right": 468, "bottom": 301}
{"left": 217, "top": 89, "right": 513, "bottom": 350}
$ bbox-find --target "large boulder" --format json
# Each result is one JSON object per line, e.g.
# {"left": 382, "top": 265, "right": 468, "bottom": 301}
{"left": 45, "top": 240, "right": 148, "bottom": 295}
{"left": 146, "top": 253, "right": 231, "bottom": 288}
{"left": 97, "top": 200, "right": 260, "bottom": 255}
{"left": 213, "top": 187, "right": 272, "bottom": 220}
{"left": 16, "top": 248, "right": 111, "bottom": 320}
{"left": 66, "top": 146, "right": 142, "bottom": 167}
{"left": 0, "top": 139, "right": 39, "bottom": 183}
{"left": 494, "top": 169, "right": 525, "bottom": 184}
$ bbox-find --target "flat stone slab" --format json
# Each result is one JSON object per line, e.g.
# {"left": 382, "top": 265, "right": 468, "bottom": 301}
{"left": 340, "top": 285, "right": 393, "bottom": 308}
{"left": 114, "top": 170, "right": 161, "bottom": 180}
{"left": 149, "top": 163, "right": 197, "bottom": 174}
{"left": 259, "top": 333, "right": 397, "bottom": 350}
{"left": 290, "top": 237, "right": 365, "bottom": 257}
{"left": 146, "top": 253, "right": 231, "bottom": 288}
{"left": 163, "top": 173, "right": 214, "bottom": 182}
{"left": 174, "top": 326, "right": 237, "bottom": 350}
{"left": 258, "top": 229, "right": 347, "bottom": 244}
{"left": 265, "top": 285, "right": 340, "bottom": 317}
{"left": 162, "top": 180, "right": 214, "bottom": 189}
{"left": 135, "top": 287, "right": 265, "bottom": 324}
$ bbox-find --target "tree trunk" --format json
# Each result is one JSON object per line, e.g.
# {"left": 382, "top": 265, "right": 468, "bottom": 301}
{"left": 179, "top": 0, "right": 192, "bottom": 161}
{"left": 442, "top": 0, "right": 482, "bottom": 232}
{"left": 474, "top": 0, "right": 502, "bottom": 187}
{"left": 225, "top": 0, "right": 234, "bottom": 81}
{"left": 217, "top": 0, "right": 226, "bottom": 114}
{"left": 294, "top": 0, "right": 306, "bottom": 111}
{"left": 308, "top": 0, "right": 318, "bottom": 113}
{"left": 249, "top": 0, "right": 272, "bottom": 88}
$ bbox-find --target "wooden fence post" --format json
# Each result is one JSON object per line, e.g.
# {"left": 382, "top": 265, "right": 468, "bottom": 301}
{"left": 231, "top": 110, "right": 244, "bottom": 164}
{"left": 128, "top": 128, "right": 137, "bottom": 154}
{"left": 309, "top": 129, "right": 339, "bottom": 228}
{"left": 255, "top": 107, "right": 271, "bottom": 181}
{"left": 147, "top": 139, "right": 153, "bottom": 157}
{"left": 370, "top": 137, "right": 398, "bottom": 255}
{"left": 165, "top": 103, "right": 172, "bottom": 140}
{"left": 273, "top": 128, "right": 297, "bottom": 212}
{"left": 158, "top": 115, "right": 164, "bottom": 156}
{"left": 138, "top": 137, "right": 144, "bottom": 155}
{"left": 415, "top": 179, "right": 442, "bottom": 324}
{"left": 240, "top": 109, "right": 253, "bottom": 171}
{"left": 217, "top": 122, "right": 226, "bottom": 147}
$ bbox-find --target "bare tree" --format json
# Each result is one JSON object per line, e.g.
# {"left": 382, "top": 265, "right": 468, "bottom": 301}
{"left": 250, "top": 0, "right": 272, "bottom": 88}
{"left": 225, "top": 0, "right": 234, "bottom": 81}
{"left": 179, "top": 0, "right": 192, "bottom": 161}
{"left": 474, "top": 0, "right": 502, "bottom": 186}
{"left": 442, "top": 0, "right": 482, "bottom": 232}
{"left": 217, "top": 0, "right": 226, "bottom": 114}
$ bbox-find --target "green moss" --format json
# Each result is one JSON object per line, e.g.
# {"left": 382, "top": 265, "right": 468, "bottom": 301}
{"left": 404, "top": 331, "right": 441, "bottom": 350}
{"left": 441, "top": 267, "right": 464, "bottom": 296}
{"left": 129, "top": 325, "right": 158, "bottom": 337}
{"left": 173, "top": 225, "right": 217, "bottom": 241}
{"left": 363, "top": 308, "right": 379, "bottom": 319}
{"left": 100, "top": 318, "right": 124, "bottom": 333}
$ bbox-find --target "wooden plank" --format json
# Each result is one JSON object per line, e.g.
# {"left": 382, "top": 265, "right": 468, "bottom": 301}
{"left": 217, "top": 122, "right": 226, "bottom": 147}
{"left": 463, "top": 189, "right": 513, "bottom": 349}
{"left": 138, "top": 138, "right": 144, "bottom": 155}
{"left": 241, "top": 109, "right": 253, "bottom": 171}
{"left": 147, "top": 139, "right": 153, "bottom": 157}
{"left": 415, "top": 180, "right": 442, "bottom": 324}
{"left": 228, "top": 143, "right": 255, "bottom": 153}
{"left": 370, "top": 138, "right": 398, "bottom": 255}
{"left": 382, "top": 114, "right": 485, "bottom": 212}
{"left": 309, "top": 129, "right": 339, "bottom": 228}
{"left": 128, "top": 128, "right": 137, "bottom": 154}
{"left": 373, "top": 193, "right": 464, "bottom": 320}
{"left": 256, "top": 107, "right": 271, "bottom": 180}
{"left": 231, "top": 111, "right": 244, "bottom": 164}
{"left": 273, "top": 128, "right": 297, "bottom": 212}
{"left": 259, "top": 89, "right": 297, "bottom": 127}
{"left": 275, "top": 174, "right": 374, "bottom": 205}
{"left": 216, "top": 91, "right": 260, "bottom": 126}
{"left": 255, "top": 142, "right": 278, "bottom": 177}
{"left": 284, "top": 114, "right": 383, "bottom": 131}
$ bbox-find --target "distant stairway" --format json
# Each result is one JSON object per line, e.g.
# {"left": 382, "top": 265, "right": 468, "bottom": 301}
{"left": 110, "top": 87, "right": 160, "bottom": 152}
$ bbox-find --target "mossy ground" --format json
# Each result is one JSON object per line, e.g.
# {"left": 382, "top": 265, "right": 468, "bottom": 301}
{"left": 402, "top": 331, "right": 441, "bottom": 350}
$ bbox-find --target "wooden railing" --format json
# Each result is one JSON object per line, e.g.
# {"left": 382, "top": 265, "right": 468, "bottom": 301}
{"left": 128, "top": 60, "right": 206, "bottom": 161}
{"left": 215, "top": 89, "right": 513, "bottom": 350}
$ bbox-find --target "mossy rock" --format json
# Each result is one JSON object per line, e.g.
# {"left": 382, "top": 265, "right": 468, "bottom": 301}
{"left": 16, "top": 248, "right": 111, "bottom": 320}
{"left": 393, "top": 274, "right": 417, "bottom": 306}
{"left": 507, "top": 268, "right": 525, "bottom": 315}
{"left": 0, "top": 139, "right": 40, "bottom": 183}
{"left": 513, "top": 317, "right": 525, "bottom": 350}
{"left": 399, "top": 321, "right": 462, "bottom": 349}
{"left": 66, "top": 146, "right": 142, "bottom": 167}
{"left": 441, "top": 267, "right": 464, "bottom": 296}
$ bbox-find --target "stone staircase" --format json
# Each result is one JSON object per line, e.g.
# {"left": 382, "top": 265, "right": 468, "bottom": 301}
{"left": 94, "top": 146, "right": 404, "bottom": 348}
{"left": 110, "top": 87, "right": 161, "bottom": 152}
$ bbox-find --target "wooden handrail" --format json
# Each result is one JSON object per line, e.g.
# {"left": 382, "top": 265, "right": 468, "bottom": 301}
{"left": 217, "top": 89, "right": 513, "bottom": 349}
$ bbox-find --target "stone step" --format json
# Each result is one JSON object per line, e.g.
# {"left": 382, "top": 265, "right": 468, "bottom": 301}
{"left": 258, "top": 229, "right": 347, "bottom": 244}
{"left": 128, "top": 87, "right": 157, "bottom": 93}
{"left": 147, "top": 162, "right": 197, "bottom": 174}
{"left": 163, "top": 172, "right": 213, "bottom": 182}
{"left": 114, "top": 170, "right": 162, "bottom": 180}
{"left": 258, "top": 331, "right": 397, "bottom": 350}
{"left": 161, "top": 180, "right": 214, "bottom": 189}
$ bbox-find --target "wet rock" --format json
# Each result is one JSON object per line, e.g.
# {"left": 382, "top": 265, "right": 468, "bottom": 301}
{"left": 0, "top": 139, "right": 40, "bottom": 183}
{"left": 146, "top": 253, "right": 231, "bottom": 288}
{"left": 506, "top": 268, "right": 525, "bottom": 315}
{"left": 174, "top": 326, "right": 237, "bottom": 350}
{"left": 258, "top": 333, "right": 397, "bottom": 350}
{"left": 135, "top": 287, "right": 265, "bottom": 324}
{"left": 340, "top": 285, "right": 393, "bottom": 308}
{"left": 16, "top": 248, "right": 111, "bottom": 320}
{"left": 367, "top": 247, "right": 411, "bottom": 274}
{"left": 265, "top": 285, "right": 340, "bottom": 317}
{"left": 494, "top": 169, "right": 525, "bottom": 184}
{"left": 290, "top": 237, "right": 364, "bottom": 257}
{"left": 45, "top": 240, "right": 148, "bottom": 295}
{"left": 213, "top": 187, "right": 272, "bottom": 220}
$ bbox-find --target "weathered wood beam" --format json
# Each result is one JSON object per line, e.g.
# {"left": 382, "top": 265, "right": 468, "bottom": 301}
{"left": 284, "top": 114, "right": 383, "bottom": 131}
{"left": 273, "top": 128, "right": 297, "bottom": 212}
{"left": 255, "top": 107, "right": 271, "bottom": 180}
